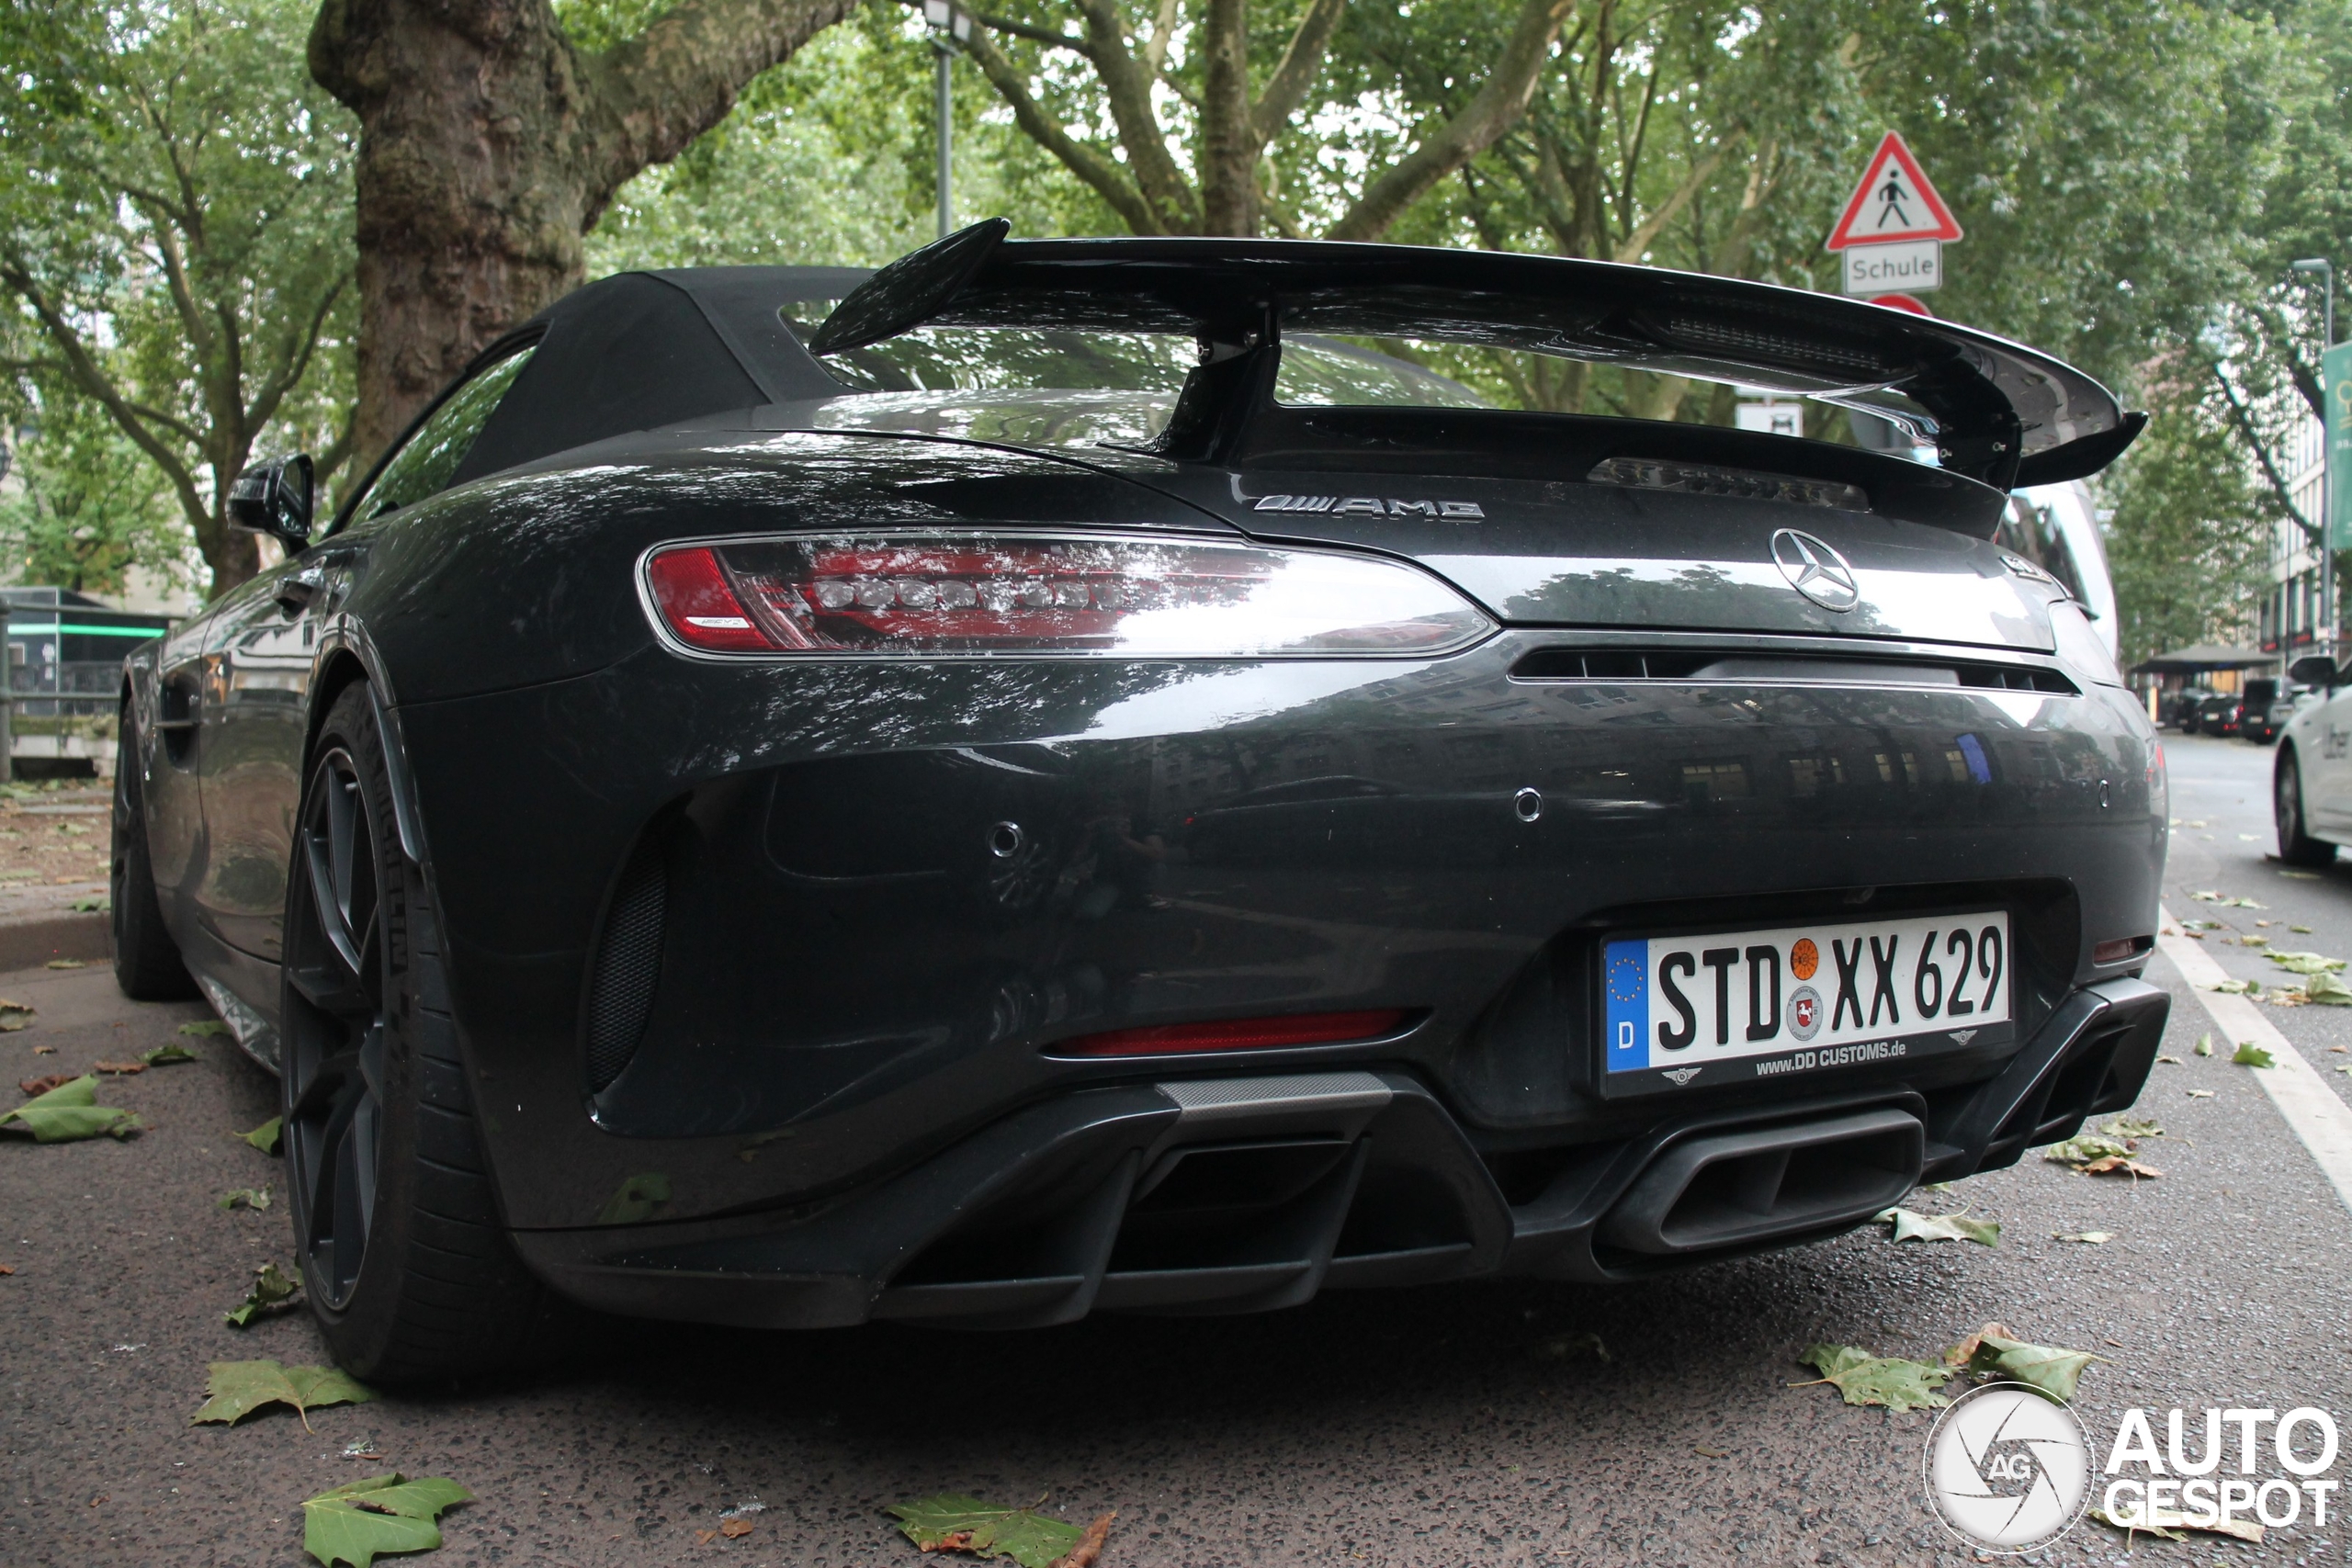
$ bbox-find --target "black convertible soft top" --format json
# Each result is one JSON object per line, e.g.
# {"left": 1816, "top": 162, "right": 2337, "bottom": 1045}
{"left": 416, "top": 225, "right": 2135, "bottom": 507}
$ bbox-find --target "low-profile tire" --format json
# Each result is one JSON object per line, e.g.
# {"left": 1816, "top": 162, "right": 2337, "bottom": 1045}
{"left": 2276, "top": 749, "right": 2337, "bottom": 868}
{"left": 110, "top": 718, "right": 198, "bottom": 1000}
{"left": 282, "top": 683, "right": 570, "bottom": 1382}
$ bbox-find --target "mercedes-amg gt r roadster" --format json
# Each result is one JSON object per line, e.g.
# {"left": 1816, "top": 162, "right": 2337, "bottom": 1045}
{"left": 116, "top": 222, "right": 2169, "bottom": 1379}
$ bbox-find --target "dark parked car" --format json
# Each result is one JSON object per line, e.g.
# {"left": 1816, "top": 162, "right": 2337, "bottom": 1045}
{"left": 2200, "top": 691, "right": 2247, "bottom": 738}
{"left": 2240, "top": 679, "right": 2283, "bottom": 744}
{"left": 115, "top": 225, "right": 2169, "bottom": 1380}
{"left": 2165, "top": 686, "right": 2215, "bottom": 732}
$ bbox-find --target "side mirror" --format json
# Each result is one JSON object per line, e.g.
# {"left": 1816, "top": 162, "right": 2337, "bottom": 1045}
{"left": 2289, "top": 655, "right": 2339, "bottom": 688}
{"left": 227, "top": 454, "right": 313, "bottom": 549}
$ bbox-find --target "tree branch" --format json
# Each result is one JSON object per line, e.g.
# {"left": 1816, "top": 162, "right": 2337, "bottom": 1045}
{"left": 2211, "top": 360, "right": 2322, "bottom": 547}
{"left": 1327, "top": 0, "right": 1578, "bottom": 243}
{"left": 1613, "top": 141, "right": 1731, "bottom": 263}
{"left": 0, "top": 257, "right": 209, "bottom": 534}
{"left": 965, "top": 26, "right": 1165, "bottom": 233}
{"left": 970, "top": 10, "right": 1091, "bottom": 51}
{"left": 248, "top": 274, "right": 349, "bottom": 434}
{"left": 1250, "top": 0, "right": 1347, "bottom": 143}
{"left": 1141, "top": 0, "right": 1182, "bottom": 72}
{"left": 584, "top": 0, "right": 865, "bottom": 200}
{"left": 1073, "top": 0, "right": 1200, "bottom": 230}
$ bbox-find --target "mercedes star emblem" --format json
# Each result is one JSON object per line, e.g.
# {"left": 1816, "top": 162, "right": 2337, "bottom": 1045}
{"left": 1771, "top": 528, "right": 1861, "bottom": 612}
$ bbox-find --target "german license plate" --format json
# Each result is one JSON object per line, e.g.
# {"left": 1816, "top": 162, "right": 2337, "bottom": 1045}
{"left": 1600, "top": 910, "right": 2014, "bottom": 1098}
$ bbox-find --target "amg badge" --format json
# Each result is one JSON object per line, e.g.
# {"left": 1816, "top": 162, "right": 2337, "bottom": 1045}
{"left": 1253, "top": 494, "right": 1485, "bottom": 519}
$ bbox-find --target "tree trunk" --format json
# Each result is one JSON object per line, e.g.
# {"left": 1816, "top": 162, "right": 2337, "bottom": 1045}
{"left": 1198, "top": 0, "right": 1257, "bottom": 235}
{"left": 311, "top": 0, "right": 856, "bottom": 468}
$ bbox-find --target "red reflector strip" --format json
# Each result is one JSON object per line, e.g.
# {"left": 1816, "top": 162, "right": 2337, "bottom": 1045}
{"left": 645, "top": 547, "right": 780, "bottom": 652}
{"left": 1055, "top": 1009, "right": 1413, "bottom": 1057}
{"left": 2092, "top": 937, "right": 2151, "bottom": 964}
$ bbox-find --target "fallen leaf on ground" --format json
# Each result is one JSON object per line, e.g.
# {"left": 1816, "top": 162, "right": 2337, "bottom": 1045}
{"left": 2155, "top": 1054, "right": 2182, "bottom": 1064}
{"left": 694, "top": 1529, "right": 718, "bottom": 1546}
{"left": 2195, "top": 1032, "right": 2215, "bottom": 1055}
{"left": 1692, "top": 1444, "right": 1728, "bottom": 1458}
{"left": 2188, "top": 1089, "right": 2216, "bottom": 1098}
{"left": 888, "top": 1495, "right": 1091, "bottom": 1568}
{"left": 2041, "top": 1133, "right": 2130, "bottom": 1166}
{"left": 2104, "top": 1115, "right": 2164, "bottom": 1138}
{"left": 2236, "top": 934, "right": 2270, "bottom": 947}
{"left": 241, "top": 1117, "right": 283, "bottom": 1155}
{"left": 1944, "top": 1324, "right": 2098, "bottom": 1402}
{"left": 1874, "top": 1207, "right": 1999, "bottom": 1246}
{"left": 224, "top": 1262, "right": 301, "bottom": 1327}
{"left": 141, "top": 1043, "right": 198, "bottom": 1066}
{"left": 94, "top": 1060, "right": 145, "bottom": 1075}
{"left": 18, "top": 1072, "right": 72, "bottom": 1097}
{"left": 2206, "top": 978, "right": 2261, "bottom": 995}
{"left": 2087, "top": 1504, "right": 2263, "bottom": 1544}
{"left": 301, "top": 1472, "right": 471, "bottom": 1568}
{"left": 30, "top": 1044, "right": 51, "bottom": 1055}
{"left": 69, "top": 897, "right": 106, "bottom": 913}
{"left": 2292, "top": 923, "right": 2315, "bottom": 932}
{"left": 2189, "top": 889, "right": 2220, "bottom": 900}
{"left": 2080, "top": 1155, "right": 2164, "bottom": 1179}
{"left": 0, "top": 1263, "right": 14, "bottom": 1274}
{"left": 191, "top": 1359, "right": 374, "bottom": 1430}
{"left": 218, "top": 1187, "right": 271, "bottom": 1211}
{"left": 1048, "top": 1513, "right": 1114, "bottom": 1568}
{"left": 43, "top": 958, "right": 83, "bottom": 969}
{"left": 2268, "top": 950, "right": 2346, "bottom": 974}
{"left": 0, "top": 998, "right": 35, "bottom": 1031}
{"left": 2222, "top": 897, "right": 2266, "bottom": 908}
{"left": 1793, "top": 1345, "right": 1951, "bottom": 1412}
{"left": 2303, "top": 972, "right": 2352, "bottom": 1005}
{"left": 0, "top": 1074, "right": 141, "bottom": 1141}
{"left": 719, "top": 1517, "right": 752, "bottom": 1540}
{"left": 2055, "top": 1231, "right": 2112, "bottom": 1244}
{"left": 2233, "top": 1042, "right": 2277, "bottom": 1067}
{"left": 180, "top": 1020, "right": 232, "bottom": 1037}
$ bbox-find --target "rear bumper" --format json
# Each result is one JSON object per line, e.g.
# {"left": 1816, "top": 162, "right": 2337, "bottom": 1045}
{"left": 512, "top": 975, "right": 2165, "bottom": 1325}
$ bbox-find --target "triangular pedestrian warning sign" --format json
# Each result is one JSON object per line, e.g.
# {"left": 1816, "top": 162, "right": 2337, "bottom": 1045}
{"left": 1825, "top": 132, "right": 1962, "bottom": 250}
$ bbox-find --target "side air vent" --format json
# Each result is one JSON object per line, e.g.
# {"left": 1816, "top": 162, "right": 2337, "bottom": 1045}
{"left": 1510, "top": 648, "right": 2076, "bottom": 694}
{"left": 584, "top": 831, "right": 669, "bottom": 1094}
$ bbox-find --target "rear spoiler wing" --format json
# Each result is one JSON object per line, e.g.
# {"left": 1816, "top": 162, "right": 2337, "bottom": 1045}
{"left": 809, "top": 220, "right": 2140, "bottom": 493}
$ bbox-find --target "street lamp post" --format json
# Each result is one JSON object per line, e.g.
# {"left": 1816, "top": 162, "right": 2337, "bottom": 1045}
{"left": 2294, "top": 258, "right": 2335, "bottom": 658}
{"left": 922, "top": 0, "right": 972, "bottom": 240}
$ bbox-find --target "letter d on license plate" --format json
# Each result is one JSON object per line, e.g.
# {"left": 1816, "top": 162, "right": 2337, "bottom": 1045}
{"left": 1600, "top": 910, "right": 2013, "bottom": 1097}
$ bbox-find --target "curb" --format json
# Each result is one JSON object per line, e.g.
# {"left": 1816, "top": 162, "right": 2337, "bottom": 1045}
{"left": 0, "top": 908, "right": 109, "bottom": 973}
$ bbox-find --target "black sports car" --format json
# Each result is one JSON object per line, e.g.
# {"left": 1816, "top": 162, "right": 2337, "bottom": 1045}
{"left": 117, "top": 222, "right": 2169, "bottom": 1380}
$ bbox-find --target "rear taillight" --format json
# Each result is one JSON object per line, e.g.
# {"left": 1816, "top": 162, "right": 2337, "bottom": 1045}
{"left": 1051, "top": 1009, "right": 1414, "bottom": 1056}
{"left": 641, "top": 534, "right": 1492, "bottom": 658}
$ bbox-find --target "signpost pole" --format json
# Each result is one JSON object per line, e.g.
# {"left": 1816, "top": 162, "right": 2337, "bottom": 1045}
{"left": 922, "top": 0, "right": 971, "bottom": 240}
{"left": 2294, "top": 259, "right": 2335, "bottom": 658}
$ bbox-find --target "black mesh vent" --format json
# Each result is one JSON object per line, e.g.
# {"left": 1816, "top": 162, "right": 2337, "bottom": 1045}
{"left": 584, "top": 833, "right": 668, "bottom": 1093}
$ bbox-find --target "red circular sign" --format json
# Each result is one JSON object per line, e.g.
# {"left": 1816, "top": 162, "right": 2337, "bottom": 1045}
{"left": 1869, "top": 292, "right": 1934, "bottom": 317}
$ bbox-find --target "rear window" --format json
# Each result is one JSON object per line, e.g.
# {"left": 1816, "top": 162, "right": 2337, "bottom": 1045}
{"left": 779, "top": 307, "right": 1487, "bottom": 411}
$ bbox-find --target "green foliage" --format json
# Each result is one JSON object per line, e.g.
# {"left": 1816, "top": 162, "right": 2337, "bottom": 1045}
{"left": 0, "top": 1073, "right": 141, "bottom": 1141}
{"left": 887, "top": 1495, "right": 1088, "bottom": 1567}
{"left": 191, "top": 1359, "right": 374, "bottom": 1427}
{"left": 241, "top": 1115, "right": 284, "bottom": 1155}
{"left": 301, "top": 1473, "right": 472, "bottom": 1568}
{"left": 0, "top": 393, "right": 191, "bottom": 599}
{"left": 1797, "top": 1344, "right": 1952, "bottom": 1412}
{"left": 0, "top": 0, "right": 358, "bottom": 596}
{"left": 1947, "top": 1325, "right": 2099, "bottom": 1404}
{"left": 2101, "top": 390, "right": 2274, "bottom": 667}
{"left": 224, "top": 1260, "right": 301, "bottom": 1325}
{"left": 1874, "top": 1206, "right": 2000, "bottom": 1246}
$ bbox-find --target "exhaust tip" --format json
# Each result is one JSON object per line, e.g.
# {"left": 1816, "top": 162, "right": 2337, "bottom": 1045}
{"left": 1598, "top": 1106, "right": 1924, "bottom": 1258}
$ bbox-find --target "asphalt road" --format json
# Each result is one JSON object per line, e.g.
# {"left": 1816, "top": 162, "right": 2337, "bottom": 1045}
{"left": 6, "top": 729, "right": 2352, "bottom": 1568}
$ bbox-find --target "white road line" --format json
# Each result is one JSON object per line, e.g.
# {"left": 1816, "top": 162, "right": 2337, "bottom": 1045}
{"left": 2157, "top": 906, "right": 2352, "bottom": 1216}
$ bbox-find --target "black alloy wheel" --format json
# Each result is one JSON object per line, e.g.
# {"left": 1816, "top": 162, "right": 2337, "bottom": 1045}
{"left": 279, "top": 684, "right": 572, "bottom": 1379}
{"left": 2276, "top": 750, "right": 2337, "bottom": 868}
{"left": 283, "top": 743, "right": 389, "bottom": 1308}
